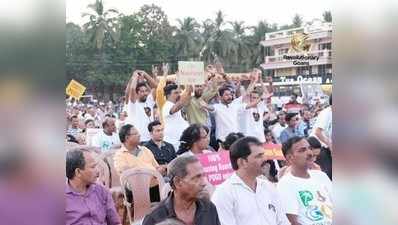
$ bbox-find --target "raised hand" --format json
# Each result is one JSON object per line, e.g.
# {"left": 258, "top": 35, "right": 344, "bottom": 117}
{"left": 151, "top": 65, "right": 158, "bottom": 77}
{"left": 162, "top": 62, "right": 169, "bottom": 76}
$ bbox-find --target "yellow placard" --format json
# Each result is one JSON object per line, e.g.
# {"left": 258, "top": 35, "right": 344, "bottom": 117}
{"left": 66, "top": 79, "right": 86, "bottom": 100}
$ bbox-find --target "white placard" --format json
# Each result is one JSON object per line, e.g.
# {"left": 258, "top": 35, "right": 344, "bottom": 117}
{"left": 177, "top": 61, "right": 205, "bottom": 85}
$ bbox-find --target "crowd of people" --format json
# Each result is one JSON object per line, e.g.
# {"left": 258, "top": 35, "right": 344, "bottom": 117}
{"left": 66, "top": 64, "right": 332, "bottom": 225}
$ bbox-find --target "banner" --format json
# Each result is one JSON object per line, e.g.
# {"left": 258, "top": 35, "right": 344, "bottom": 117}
{"left": 66, "top": 79, "right": 86, "bottom": 100}
{"left": 177, "top": 61, "right": 205, "bottom": 85}
{"left": 196, "top": 151, "right": 234, "bottom": 186}
{"left": 263, "top": 143, "right": 285, "bottom": 160}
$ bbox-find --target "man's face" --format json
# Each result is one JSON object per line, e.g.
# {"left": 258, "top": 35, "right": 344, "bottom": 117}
{"left": 287, "top": 139, "right": 313, "bottom": 170}
{"left": 86, "top": 121, "right": 95, "bottom": 129}
{"left": 250, "top": 92, "right": 260, "bottom": 103}
{"left": 278, "top": 114, "right": 286, "bottom": 126}
{"left": 241, "top": 144, "right": 267, "bottom": 176}
{"left": 303, "top": 110, "right": 311, "bottom": 121}
{"left": 176, "top": 162, "right": 207, "bottom": 200}
{"left": 137, "top": 86, "right": 149, "bottom": 102}
{"left": 105, "top": 118, "right": 117, "bottom": 134}
{"left": 126, "top": 127, "right": 140, "bottom": 145}
{"left": 77, "top": 152, "right": 99, "bottom": 185}
{"left": 88, "top": 108, "right": 96, "bottom": 116}
{"left": 221, "top": 89, "right": 233, "bottom": 104}
{"left": 169, "top": 88, "right": 181, "bottom": 103}
{"left": 291, "top": 95, "right": 297, "bottom": 102}
{"left": 194, "top": 85, "right": 204, "bottom": 98}
{"left": 196, "top": 128, "right": 209, "bottom": 151}
{"left": 151, "top": 125, "right": 164, "bottom": 142}
{"left": 288, "top": 115, "right": 299, "bottom": 128}
{"left": 265, "top": 132, "right": 273, "bottom": 143}
{"left": 71, "top": 118, "right": 79, "bottom": 128}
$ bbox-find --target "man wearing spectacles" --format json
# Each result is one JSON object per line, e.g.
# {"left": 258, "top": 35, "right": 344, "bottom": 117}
{"left": 279, "top": 113, "right": 301, "bottom": 144}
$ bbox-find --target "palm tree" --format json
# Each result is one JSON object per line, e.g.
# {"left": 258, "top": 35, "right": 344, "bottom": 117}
{"left": 200, "top": 10, "right": 237, "bottom": 66}
{"left": 248, "top": 20, "right": 276, "bottom": 67}
{"left": 229, "top": 21, "right": 251, "bottom": 69}
{"left": 292, "top": 14, "right": 303, "bottom": 28}
{"left": 174, "top": 17, "right": 203, "bottom": 60}
{"left": 82, "top": 0, "right": 120, "bottom": 50}
{"left": 323, "top": 11, "right": 332, "bottom": 22}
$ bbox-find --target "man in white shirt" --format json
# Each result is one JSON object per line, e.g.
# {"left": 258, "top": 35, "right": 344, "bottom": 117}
{"left": 313, "top": 95, "right": 332, "bottom": 150}
{"left": 271, "top": 112, "right": 287, "bottom": 143}
{"left": 162, "top": 84, "right": 193, "bottom": 151}
{"left": 125, "top": 70, "right": 158, "bottom": 142}
{"left": 242, "top": 90, "right": 269, "bottom": 142}
{"left": 211, "top": 136, "right": 290, "bottom": 225}
{"left": 277, "top": 136, "right": 332, "bottom": 225}
{"left": 91, "top": 117, "right": 121, "bottom": 151}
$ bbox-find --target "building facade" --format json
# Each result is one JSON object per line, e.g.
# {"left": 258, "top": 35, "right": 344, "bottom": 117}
{"left": 260, "top": 19, "right": 332, "bottom": 96}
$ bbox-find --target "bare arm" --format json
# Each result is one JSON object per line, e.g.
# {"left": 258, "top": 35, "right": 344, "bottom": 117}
{"left": 169, "top": 85, "right": 193, "bottom": 114}
{"left": 124, "top": 76, "right": 134, "bottom": 105}
{"left": 315, "top": 127, "right": 332, "bottom": 150}
{"left": 128, "top": 71, "right": 139, "bottom": 103}
{"left": 286, "top": 214, "right": 302, "bottom": 225}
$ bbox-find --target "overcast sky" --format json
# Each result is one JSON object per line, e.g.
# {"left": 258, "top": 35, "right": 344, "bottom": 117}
{"left": 66, "top": 0, "right": 332, "bottom": 27}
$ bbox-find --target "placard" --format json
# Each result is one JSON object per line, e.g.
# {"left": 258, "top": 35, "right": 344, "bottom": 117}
{"left": 197, "top": 151, "right": 234, "bottom": 186}
{"left": 66, "top": 79, "right": 86, "bottom": 100}
{"left": 177, "top": 61, "right": 205, "bottom": 85}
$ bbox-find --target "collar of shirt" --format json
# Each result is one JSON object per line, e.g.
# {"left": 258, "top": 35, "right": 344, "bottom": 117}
{"left": 229, "top": 172, "right": 265, "bottom": 193}
{"left": 164, "top": 192, "right": 208, "bottom": 219}
{"left": 65, "top": 181, "right": 94, "bottom": 196}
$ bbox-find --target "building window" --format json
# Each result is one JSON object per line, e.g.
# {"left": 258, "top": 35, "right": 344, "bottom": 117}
{"left": 278, "top": 48, "right": 288, "bottom": 55}
{"left": 296, "top": 66, "right": 311, "bottom": 75}
{"left": 318, "top": 65, "right": 326, "bottom": 75}
{"left": 318, "top": 42, "right": 331, "bottom": 50}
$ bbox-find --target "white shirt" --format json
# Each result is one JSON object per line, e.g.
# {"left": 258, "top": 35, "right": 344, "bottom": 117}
{"left": 211, "top": 172, "right": 290, "bottom": 225}
{"left": 162, "top": 100, "right": 189, "bottom": 151}
{"left": 212, "top": 97, "right": 246, "bottom": 141}
{"left": 311, "top": 106, "right": 332, "bottom": 146}
{"left": 126, "top": 95, "right": 155, "bottom": 142}
{"left": 243, "top": 101, "right": 268, "bottom": 142}
{"left": 271, "top": 123, "right": 287, "bottom": 144}
{"left": 277, "top": 170, "right": 333, "bottom": 225}
{"left": 91, "top": 130, "right": 121, "bottom": 151}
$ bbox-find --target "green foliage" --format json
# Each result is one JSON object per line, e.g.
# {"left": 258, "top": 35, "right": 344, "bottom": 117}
{"left": 66, "top": 1, "right": 325, "bottom": 100}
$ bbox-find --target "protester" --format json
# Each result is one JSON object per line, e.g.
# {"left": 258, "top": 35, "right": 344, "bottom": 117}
{"left": 283, "top": 93, "right": 303, "bottom": 113}
{"left": 220, "top": 132, "right": 244, "bottom": 151}
{"left": 271, "top": 112, "right": 287, "bottom": 143}
{"left": 66, "top": 149, "right": 121, "bottom": 225}
{"left": 66, "top": 115, "right": 81, "bottom": 139}
{"left": 277, "top": 136, "right": 332, "bottom": 225}
{"left": 142, "top": 155, "right": 221, "bottom": 225}
{"left": 311, "top": 95, "right": 333, "bottom": 180}
{"left": 242, "top": 89, "right": 269, "bottom": 142}
{"left": 297, "top": 108, "right": 313, "bottom": 137}
{"left": 125, "top": 70, "right": 158, "bottom": 142}
{"left": 91, "top": 117, "right": 121, "bottom": 151}
{"left": 279, "top": 112, "right": 301, "bottom": 144}
{"left": 144, "top": 120, "right": 177, "bottom": 165}
{"left": 184, "top": 65, "right": 219, "bottom": 125}
{"left": 211, "top": 136, "right": 290, "bottom": 225}
{"left": 162, "top": 84, "right": 193, "bottom": 150}
{"left": 176, "top": 124, "right": 212, "bottom": 155}
{"left": 116, "top": 111, "right": 128, "bottom": 131}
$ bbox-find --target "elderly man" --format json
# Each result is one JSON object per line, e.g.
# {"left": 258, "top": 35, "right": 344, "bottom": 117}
{"left": 142, "top": 155, "right": 221, "bottom": 225}
{"left": 66, "top": 149, "right": 121, "bottom": 225}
